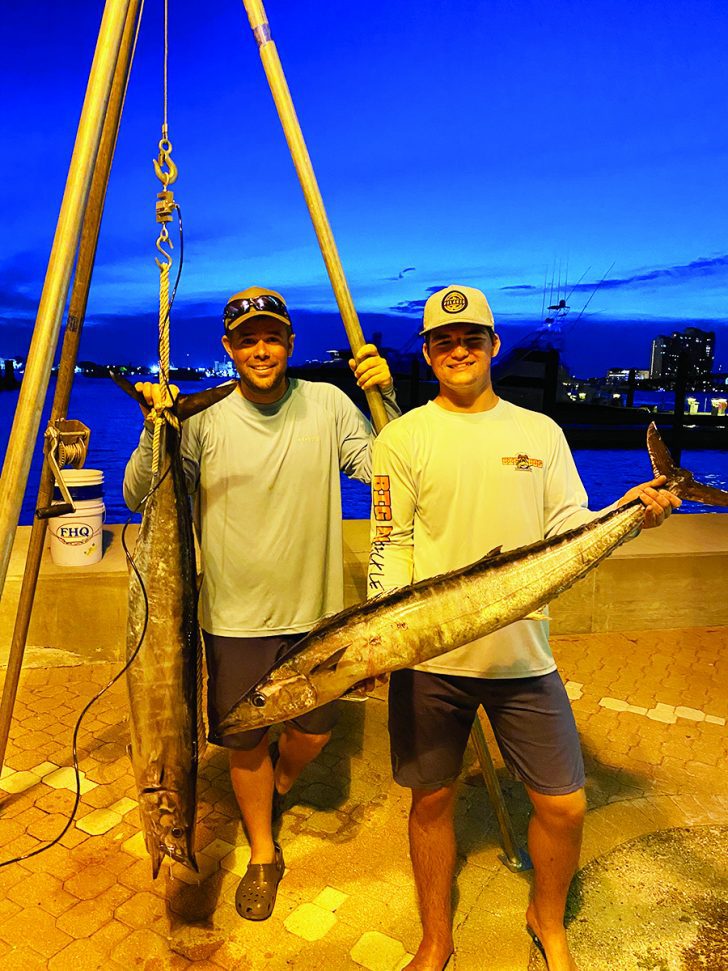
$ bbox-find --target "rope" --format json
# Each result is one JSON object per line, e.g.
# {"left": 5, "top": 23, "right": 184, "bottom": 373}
{"left": 150, "top": 0, "right": 177, "bottom": 477}
{"left": 151, "top": 257, "right": 171, "bottom": 475}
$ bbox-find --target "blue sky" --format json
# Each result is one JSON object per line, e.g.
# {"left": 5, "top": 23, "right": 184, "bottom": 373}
{"left": 2, "top": 0, "right": 727, "bottom": 376}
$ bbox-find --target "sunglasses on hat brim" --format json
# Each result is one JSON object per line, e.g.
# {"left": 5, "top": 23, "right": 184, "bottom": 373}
{"left": 222, "top": 294, "right": 290, "bottom": 329}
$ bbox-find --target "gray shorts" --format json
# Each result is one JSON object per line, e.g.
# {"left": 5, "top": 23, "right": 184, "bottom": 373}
{"left": 388, "top": 668, "right": 585, "bottom": 795}
{"left": 203, "top": 631, "right": 339, "bottom": 751}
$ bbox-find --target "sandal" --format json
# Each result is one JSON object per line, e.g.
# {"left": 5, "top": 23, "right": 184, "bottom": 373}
{"left": 235, "top": 843, "right": 285, "bottom": 921}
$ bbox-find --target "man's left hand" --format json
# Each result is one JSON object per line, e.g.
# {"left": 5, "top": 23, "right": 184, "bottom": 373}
{"left": 619, "top": 475, "right": 681, "bottom": 528}
{"left": 349, "top": 344, "right": 394, "bottom": 392}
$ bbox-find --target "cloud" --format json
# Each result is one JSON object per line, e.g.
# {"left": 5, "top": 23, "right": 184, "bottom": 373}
{"left": 569, "top": 255, "right": 728, "bottom": 292}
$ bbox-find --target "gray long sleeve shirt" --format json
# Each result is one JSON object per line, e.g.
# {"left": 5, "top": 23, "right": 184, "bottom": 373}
{"left": 124, "top": 378, "right": 399, "bottom": 637}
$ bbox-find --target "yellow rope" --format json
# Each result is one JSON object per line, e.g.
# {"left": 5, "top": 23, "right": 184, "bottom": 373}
{"left": 151, "top": 257, "right": 171, "bottom": 477}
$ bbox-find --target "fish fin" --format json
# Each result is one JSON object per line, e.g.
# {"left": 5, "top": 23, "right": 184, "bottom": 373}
{"left": 149, "top": 839, "right": 164, "bottom": 880}
{"left": 110, "top": 370, "right": 148, "bottom": 407}
{"left": 524, "top": 608, "right": 549, "bottom": 621}
{"left": 309, "top": 645, "right": 348, "bottom": 675}
{"left": 176, "top": 381, "right": 237, "bottom": 421}
{"left": 486, "top": 545, "right": 503, "bottom": 557}
{"left": 683, "top": 481, "right": 728, "bottom": 507}
{"left": 646, "top": 423, "right": 679, "bottom": 480}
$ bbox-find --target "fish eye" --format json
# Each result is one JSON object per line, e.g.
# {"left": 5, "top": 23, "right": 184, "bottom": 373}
{"left": 171, "top": 827, "right": 184, "bottom": 839}
{"left": 251, "top": 692, "right": 267, "bottom": 708}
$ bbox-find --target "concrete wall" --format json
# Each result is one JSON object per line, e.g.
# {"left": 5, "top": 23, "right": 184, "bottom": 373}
{"left": 2, "top": 515, "right": 727, "bottom": 666}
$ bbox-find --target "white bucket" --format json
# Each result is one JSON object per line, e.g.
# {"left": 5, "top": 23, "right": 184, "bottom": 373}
{"left": 48, "top": 469, "right": 105, "bottom": 566}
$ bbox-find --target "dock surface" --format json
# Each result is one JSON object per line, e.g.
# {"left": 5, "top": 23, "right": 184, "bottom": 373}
{"left": 0, "top": 623, "right": 725, "bottom": 969}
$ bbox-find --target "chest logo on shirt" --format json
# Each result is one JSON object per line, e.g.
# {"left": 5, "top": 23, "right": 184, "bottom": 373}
{"left": 502, "top": 453, "right": 543, "bottom": 471}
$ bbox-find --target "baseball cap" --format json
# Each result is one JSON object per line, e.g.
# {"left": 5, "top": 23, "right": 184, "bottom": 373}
{"left": 420, "top": 285, "right": 495, "bottom": 336}
{"left": 222, "top": 286, "right": 292, "bottom": 333}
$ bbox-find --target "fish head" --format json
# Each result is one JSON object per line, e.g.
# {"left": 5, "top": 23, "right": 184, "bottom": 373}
{"left": 219, "top": 663, "right": 319, "bottom": 734}
{"left": 139, "top": 784, "right": 197, "bottom": 878}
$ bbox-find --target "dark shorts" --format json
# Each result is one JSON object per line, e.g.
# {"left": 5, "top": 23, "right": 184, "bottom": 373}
{"left": 388, "top": 668, "right": 585, "bottom": 795}
{"left": 203, "top": 631, "right": 340, "bottom": 751}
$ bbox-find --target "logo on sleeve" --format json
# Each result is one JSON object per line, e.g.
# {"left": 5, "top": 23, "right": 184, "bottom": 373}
{"left": 502, "top": 453, "right": 543, "bottom": 471}
{"left": 373, "top": 475, "right": 392, "bottom": 523}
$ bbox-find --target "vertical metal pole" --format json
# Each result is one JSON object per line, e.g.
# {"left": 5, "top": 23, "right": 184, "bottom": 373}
{"left": 0, "top": 0, "right": 132, "bottom": 602}
{"left": 471, "top": 709, "right": 531, "bottom": 871}
{"left": 240, "top": 0, "right": 389, "bottom": 433}
{"left": 0, "top": 0, "right": 142, "bottom": 774}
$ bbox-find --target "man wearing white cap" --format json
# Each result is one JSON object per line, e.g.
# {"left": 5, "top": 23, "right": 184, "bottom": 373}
{"left": 125, "top": 285, "right": 399, "bottom": 921}
{"left": 368, "top": 285, "right": 679, "bottom": 970}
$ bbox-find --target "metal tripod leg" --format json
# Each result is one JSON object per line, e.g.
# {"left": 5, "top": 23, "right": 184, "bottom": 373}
{"left": 470, "top": 708, "right": 531, "bottom": 872}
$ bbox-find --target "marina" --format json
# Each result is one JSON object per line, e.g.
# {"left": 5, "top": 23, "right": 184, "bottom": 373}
{"left": 1, "top": 1, "right": 726, "bottom": 968}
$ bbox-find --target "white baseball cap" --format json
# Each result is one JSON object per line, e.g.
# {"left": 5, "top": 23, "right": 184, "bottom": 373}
{"left": 420, "top": 285, "right": 495, "bottom": 336}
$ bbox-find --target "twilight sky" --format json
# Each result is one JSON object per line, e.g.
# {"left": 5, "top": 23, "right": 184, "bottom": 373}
{"left": 2, "top": 0, "right": 727, "bottom": 377}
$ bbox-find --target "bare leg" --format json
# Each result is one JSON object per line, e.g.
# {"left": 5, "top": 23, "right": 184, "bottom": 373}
{"left": 229, "top": 734, "right": 276, "bottom": 864}
{"left": 274, "top": 725, "right": 331, "bottom": 795}
{"left": 525, "top": 787, "right": 586, "bottom": 971}
{"left": 404, "top": 785, "right": 457, "bottom": 971}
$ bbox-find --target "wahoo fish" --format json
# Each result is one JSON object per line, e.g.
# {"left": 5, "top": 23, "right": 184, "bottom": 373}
{"left": 219, "top": 424, "right": 728, "bottom": 736}
{"left": 113, "top": 373, "right": 235, "bottom": 877}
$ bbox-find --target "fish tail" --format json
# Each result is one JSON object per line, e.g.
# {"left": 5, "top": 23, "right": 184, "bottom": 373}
{"left": 110, "top": 370, "right": 236, "bottom": 421}
{"left": 109, "top": 369, "right": 148, "bottom": 407}
{"left": 647, "top": 423, "right": 728, "bottom": 506}
{"left": 176, "top": 381, "right": 237, "bottom": 421}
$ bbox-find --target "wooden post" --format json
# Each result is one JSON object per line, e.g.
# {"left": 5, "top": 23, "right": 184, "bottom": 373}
{"left": 240, "top": 0, "right": 388, "bottom": 432}
{"left": 0, "top": 0, "right": 143, "bottom": 774}
{"left": 471, "top": 711, "right": 531, "bottom": 871}
{"left": 671, "top": 351, "right": 689, "bottom": 465}
{"left": 239, "top": 0, "right": 524, "bottom": 868}
{"left": 0, "top": 0, "right": 132, "bottom": 603}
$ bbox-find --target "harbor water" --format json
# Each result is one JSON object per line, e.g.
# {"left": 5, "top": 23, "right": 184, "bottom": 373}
{"left": 1, "top": 376, "right": 726, "bottom": 525}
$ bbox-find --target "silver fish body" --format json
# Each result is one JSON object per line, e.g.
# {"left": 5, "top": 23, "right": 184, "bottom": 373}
{"left": 219, "top": 501, "right": 645, "bottom": 734}
{"left": 126, "top": 418, "right": 200, "bottom": 878}
{"left": 218, "top": 424, "right": 728, "bottom": 736}
{"left": 114, "top": 374, "right": 236, "bottom": 878}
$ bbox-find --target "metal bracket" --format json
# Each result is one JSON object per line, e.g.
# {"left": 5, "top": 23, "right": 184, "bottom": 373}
{"left": 35, "top": 419, "right": 91, "bottom": 520}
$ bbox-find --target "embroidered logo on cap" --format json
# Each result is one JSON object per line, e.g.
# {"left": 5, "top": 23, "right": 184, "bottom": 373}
{"left": 442, "top": 290, "right": 468, "bottom": 314}
{"left": 502, "top": 453, "right": 543, "bottom": 471}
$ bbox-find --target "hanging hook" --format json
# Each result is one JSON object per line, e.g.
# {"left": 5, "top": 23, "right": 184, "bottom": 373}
{"left": 153, "top": 137, "right": 178, "bottom": 188}
{"left": 155, "top": 226, "right": 174, "bottom": 268}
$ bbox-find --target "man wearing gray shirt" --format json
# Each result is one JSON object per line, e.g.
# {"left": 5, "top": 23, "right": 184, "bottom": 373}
{"left": 124, "top": 286, "right": 398, "bottom": 920}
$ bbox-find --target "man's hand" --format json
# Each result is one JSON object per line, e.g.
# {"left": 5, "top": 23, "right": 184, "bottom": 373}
{"left": 618, "top": 475, "right": 681, "bottom": 528}
{"left": 134, "top": 381, "right": 180, "bottom": 419}
{"left": 348, "top": 344, "right": 394, "bottom": 392}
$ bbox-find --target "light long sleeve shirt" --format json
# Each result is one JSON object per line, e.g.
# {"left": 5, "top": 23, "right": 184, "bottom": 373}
{"left": 367, "top": 398, "right": 599, "bottom": 679}
{"left": 125, "top": 378, "right": 399, "bottom": 636}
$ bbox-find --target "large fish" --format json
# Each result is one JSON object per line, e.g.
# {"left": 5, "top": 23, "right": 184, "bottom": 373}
{"left": 113, "top": 374, "right": 236, "bottom": 877}
{"left": 219, "top": 424, "right": 728, "bottom": 736}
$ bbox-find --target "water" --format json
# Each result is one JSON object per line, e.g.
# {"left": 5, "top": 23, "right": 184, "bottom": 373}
{"left": 1, "top": 376, "right": 726, "bottom": 524}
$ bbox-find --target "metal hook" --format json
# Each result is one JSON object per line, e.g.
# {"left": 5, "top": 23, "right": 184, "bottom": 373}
{"left": 155, "top": 229, "right": 174, "bottom": 268}
{"left": 153, "top": 137, "right": 178, "bottom": 188}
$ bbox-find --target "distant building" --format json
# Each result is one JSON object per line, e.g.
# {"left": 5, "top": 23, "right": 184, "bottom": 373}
{"left": 605, "top": 368, "right": 649, "bottom": 385}
{"left": 649, "top": 327, "right": 715, "bottom": 383}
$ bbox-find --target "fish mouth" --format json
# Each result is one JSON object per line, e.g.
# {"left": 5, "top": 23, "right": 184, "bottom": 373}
{"left": 218, "top": 676, "right": 319, "bottom": 735}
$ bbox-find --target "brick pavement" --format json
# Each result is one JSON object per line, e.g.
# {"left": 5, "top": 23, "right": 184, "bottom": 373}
{"left": 0, "top": 626, "right": 725, "bottom": 970}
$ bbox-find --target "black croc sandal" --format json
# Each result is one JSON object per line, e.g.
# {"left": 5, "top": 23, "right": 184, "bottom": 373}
{"left": 235, "top": 843, "right": 285, "bottom": 921}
